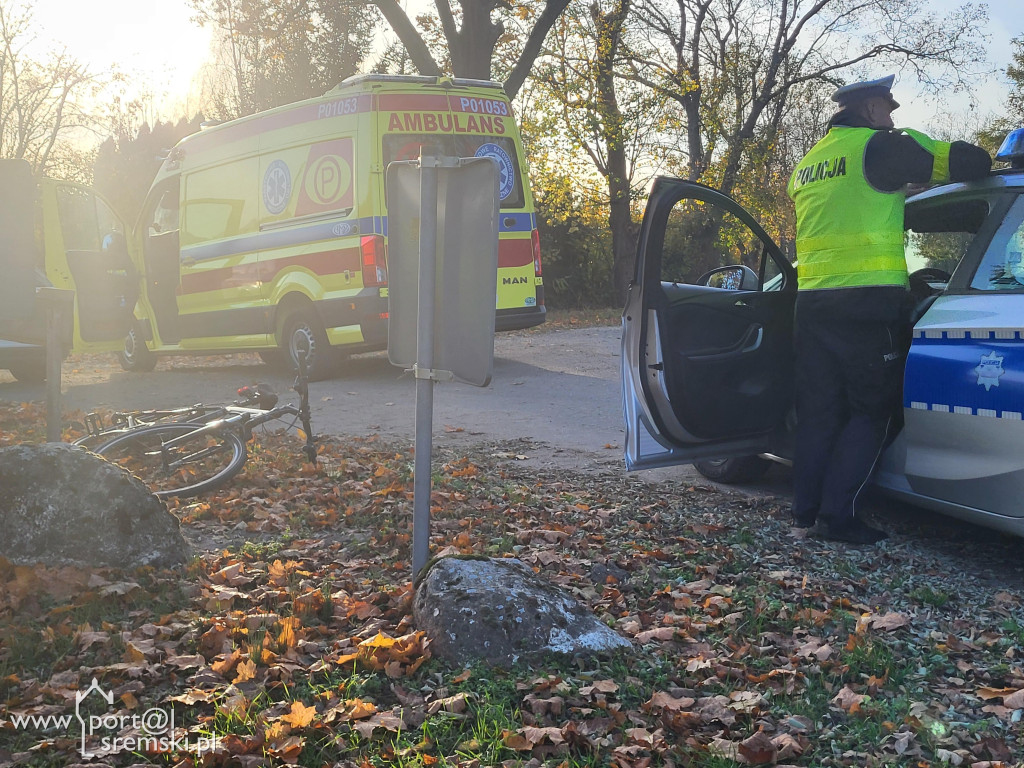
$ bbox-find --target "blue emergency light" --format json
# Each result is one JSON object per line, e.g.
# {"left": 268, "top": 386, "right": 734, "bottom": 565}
{"left": 996, "top": 127, "right": 1024, "bottom": 168}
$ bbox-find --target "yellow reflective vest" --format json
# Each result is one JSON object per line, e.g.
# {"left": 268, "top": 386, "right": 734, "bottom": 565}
{"left": 787, "top": 126, "right": 952, "bottom": 290}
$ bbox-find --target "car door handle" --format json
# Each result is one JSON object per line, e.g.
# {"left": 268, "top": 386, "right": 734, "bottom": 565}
{"left": 687, "top": 324, "right": 763, "bottom": 361}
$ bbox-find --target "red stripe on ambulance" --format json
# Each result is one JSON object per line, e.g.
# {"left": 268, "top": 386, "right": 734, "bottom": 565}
{"left": 180, "top": 248, "right": 362, "bottom": 295}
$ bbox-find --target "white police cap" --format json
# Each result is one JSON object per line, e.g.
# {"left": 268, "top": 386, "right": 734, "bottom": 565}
{"left": 831, "top": 74, "right": 900, "bottom": 108}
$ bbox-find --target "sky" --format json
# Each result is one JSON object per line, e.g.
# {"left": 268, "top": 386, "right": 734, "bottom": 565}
{"left": 25, "top": 0, "right": 1024, "bottom": 133}
{"left": 31, "top": 0, "right": 213, "bottom": 114}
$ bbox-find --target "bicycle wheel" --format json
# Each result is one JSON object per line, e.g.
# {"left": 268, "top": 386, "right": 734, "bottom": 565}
{"left": 74, "top": 430, "right": 129, "bottom": 451}
{"left": 95, "top": 422, "right": 247, "bottom": 498}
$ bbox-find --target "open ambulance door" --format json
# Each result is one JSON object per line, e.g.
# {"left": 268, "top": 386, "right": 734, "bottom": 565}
{"left": 622, "top": 178, "right": 797, "bottom": 470}
{"left": 40, "top": 179, "right": 137, "bottom": 348}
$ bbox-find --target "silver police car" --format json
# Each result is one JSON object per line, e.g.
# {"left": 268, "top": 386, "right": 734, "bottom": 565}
{"left": 622, "top": 128, "right": 1024, "bottom": 537}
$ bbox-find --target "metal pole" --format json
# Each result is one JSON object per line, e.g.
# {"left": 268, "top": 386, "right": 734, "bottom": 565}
{"left": 412, "top": 154, "right": 439, "bottom": 578}
{"left": 45, "top": 303, "right": 63, "bottom": 442}
{"left": 37, "top": 289, "right": 75, "bottom": 443}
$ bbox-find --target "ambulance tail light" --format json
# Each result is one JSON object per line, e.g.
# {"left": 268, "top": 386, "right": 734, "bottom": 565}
{"left": 361, "top": 235, "right": 387, "bottom": 287}
{"left": 532, "top": 228, "right": 543, "bottom": 277}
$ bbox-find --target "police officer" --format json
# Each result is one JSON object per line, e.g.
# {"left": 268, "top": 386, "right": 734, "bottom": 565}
{"left": 787, "top": 75, "right": 991, "bottom": 544}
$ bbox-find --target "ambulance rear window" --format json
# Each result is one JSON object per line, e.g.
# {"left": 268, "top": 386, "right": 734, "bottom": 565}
{"left": 382, "top": 134, "right": 525, "bottom": 209}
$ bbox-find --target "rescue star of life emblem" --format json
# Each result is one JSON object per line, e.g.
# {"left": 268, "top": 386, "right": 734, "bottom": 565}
{"left": 975, "top": 350, "right": 1005, "bottom": 391}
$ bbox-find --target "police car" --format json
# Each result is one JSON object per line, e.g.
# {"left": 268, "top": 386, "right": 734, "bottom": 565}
{"left": 622, "top": 128, "right": 1024, "bottom": 537}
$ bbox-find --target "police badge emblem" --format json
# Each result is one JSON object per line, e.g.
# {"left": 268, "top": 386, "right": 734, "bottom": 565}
{"left": 975, "top": 350, "right": 1005, "bottom": 391}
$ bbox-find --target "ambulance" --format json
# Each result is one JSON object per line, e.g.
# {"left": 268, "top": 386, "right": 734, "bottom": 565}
{"left": 117, "top": 74, "right": 546, "bottom": 379}
{"left": 0, "top": 75, "right": 545, "bottom": 383}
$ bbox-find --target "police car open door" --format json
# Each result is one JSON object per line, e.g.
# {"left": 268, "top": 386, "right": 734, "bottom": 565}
{"left": 622, "top": 178, "right": 798, "bottom": 470}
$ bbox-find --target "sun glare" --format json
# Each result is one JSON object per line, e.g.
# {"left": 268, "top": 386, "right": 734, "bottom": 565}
{"left": 31, "top": 0, "right": 212, "bottom": 112}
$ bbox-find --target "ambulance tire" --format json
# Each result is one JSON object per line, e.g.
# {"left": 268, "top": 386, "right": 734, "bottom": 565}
{"left": 119, "top": 324, "right": 157, "bottom": 372}
{"left": 283, "top": 311, "right": 332, "bottom": 382}
{"left": 693, "top": 456, "right": 771, "bottom": 484}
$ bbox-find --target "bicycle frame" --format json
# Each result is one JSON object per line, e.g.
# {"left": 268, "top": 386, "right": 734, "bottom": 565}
{"left": 149, "top": 352, "right": 316, "bottom": 473}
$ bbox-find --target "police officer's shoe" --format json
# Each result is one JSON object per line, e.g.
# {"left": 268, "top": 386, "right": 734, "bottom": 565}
{"left": 823, "top": 519, "right": 888, "bottom": 545}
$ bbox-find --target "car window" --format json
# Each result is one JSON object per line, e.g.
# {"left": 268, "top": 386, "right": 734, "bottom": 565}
{"left": 905, "top": 196, "right": 992, "bottom": 279}
{"left": 56, "top": 186, "right": 112, "bottom": 252}
{"left": 660, "top": 198, "right": 782, "bottom": 291}
{"left": 968, "top": 194, "right": 1024, "bottom": 291}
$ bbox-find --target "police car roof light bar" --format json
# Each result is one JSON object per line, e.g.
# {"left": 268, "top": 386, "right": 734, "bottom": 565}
{"left": 995, "top": 128, "right": 1024, "bottom": 169}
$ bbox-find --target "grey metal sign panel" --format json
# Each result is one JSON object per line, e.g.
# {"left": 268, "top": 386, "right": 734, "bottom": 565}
{"left": 387, "top": 156, "right": 500, "bottom": 387}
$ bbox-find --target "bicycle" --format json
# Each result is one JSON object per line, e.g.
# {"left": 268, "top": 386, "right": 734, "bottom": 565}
{"left": 74, "top": 384, "right": 279, "bottom": 450}
{"left": 92, "top": 355, "right": 317, "bottom": 498}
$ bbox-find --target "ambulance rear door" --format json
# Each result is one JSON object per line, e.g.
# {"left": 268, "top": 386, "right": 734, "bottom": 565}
{"left": 377, "top": 84, "right": 541, "bottom": 326}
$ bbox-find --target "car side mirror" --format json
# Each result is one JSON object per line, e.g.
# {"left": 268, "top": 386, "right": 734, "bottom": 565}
{"left": 698, "top": 265, "right": 759, "bottom": 291}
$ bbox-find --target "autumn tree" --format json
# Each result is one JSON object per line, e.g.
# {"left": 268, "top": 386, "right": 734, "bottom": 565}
{"left": 627, "top": 0, "right": 989, "bottom": 198}
{"left": 0, "top": 0, "right": 100, "bottom": 178}
{"left": 979, "top": 36, "right": 1024, "bottom": 155}
{"left": 529, "top": 0, "right": 674, "bottom": 302}
{"left": 93, "top": 116, "right": 206, "bottom": 226}
{"left": 191, "top": 0, "right": 378, "bottom": 118}
{"left": 372, "top": 0, "right": 571, "bottom": 99}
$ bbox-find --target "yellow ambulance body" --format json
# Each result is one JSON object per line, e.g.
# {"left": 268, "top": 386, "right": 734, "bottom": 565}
{"left": 121, "top": 74, "right": 545, "bottom": 379}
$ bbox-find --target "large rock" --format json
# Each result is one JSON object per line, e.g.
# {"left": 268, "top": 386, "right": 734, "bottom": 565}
{"left": 0, "top": 444, "right": 190, "bottom": 568}
{"left": 413, "top": 556, "right": 631, "bottom": 666}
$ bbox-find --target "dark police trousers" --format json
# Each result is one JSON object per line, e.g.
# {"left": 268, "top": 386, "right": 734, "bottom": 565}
{"left": 792, "top": 286, "right": 910, "bottom": 528}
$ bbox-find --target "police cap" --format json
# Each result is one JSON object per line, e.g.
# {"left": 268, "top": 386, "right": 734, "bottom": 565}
{"left": 831, "top": 74, "right": 900, "bottom": 109}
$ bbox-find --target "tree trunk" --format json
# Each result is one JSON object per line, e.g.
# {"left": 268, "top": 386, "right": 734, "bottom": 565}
{"left": 454, "top": 0, "right": 503, "bottom": 80}
{"left": 592, "top": 0, "right": 637, "bottom": 306}
{"left": 373, "top": 0, "right": 442, "bottom": 77}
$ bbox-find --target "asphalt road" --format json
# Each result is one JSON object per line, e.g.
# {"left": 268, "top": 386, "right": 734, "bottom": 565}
{"left": 7, "top": 324, "right": 1024, "bottom": 562}
{"left": 0, "top": 325, "right": 727, "bottom": 483}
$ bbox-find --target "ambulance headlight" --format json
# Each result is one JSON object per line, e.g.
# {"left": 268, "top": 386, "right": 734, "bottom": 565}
{"left": 996, "top": 128, "right": 1024, "bottom": 169}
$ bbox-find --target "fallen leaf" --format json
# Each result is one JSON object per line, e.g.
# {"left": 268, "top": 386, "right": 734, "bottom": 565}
{"left": 233, "top": 659, "right": 257, "bottom": 684}
{"left": 739, "top": 730, "right": 778, "bottom": 764}
{"left": 870, "top": 612, "right": 910, "bottom": 631}
{"left": 832, "top": 686, "right": 866, "bottom": 713}
{"left": 279, "top": 700, "right": 317, "bottom": 729}
{"left": 646, "top": 691, "right": 695, "bottom": 711}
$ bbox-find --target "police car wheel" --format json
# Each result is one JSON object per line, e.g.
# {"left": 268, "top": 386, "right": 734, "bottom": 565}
{"left": 693, "top": 456, "right": 771, "bottom": 484}
{"left": 119, "top": 325, "right": 157, "bottom": 372}
{"left": 284, "top": 311, "right": 332, "bottom": 382}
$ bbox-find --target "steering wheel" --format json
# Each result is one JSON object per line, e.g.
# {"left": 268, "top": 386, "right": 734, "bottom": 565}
{"left": 908, "top": 267, "right": 952, "bottom": 284}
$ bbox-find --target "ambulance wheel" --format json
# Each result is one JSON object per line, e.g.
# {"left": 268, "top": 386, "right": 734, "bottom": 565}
{"left": 119, "top": 324, "right": 157, "bottom": 372}
{"left": 693, "top": 456, "right": 771, "bottom": 484}
{"left": 283, "top": 311, "right": 332, "bottom": 381}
